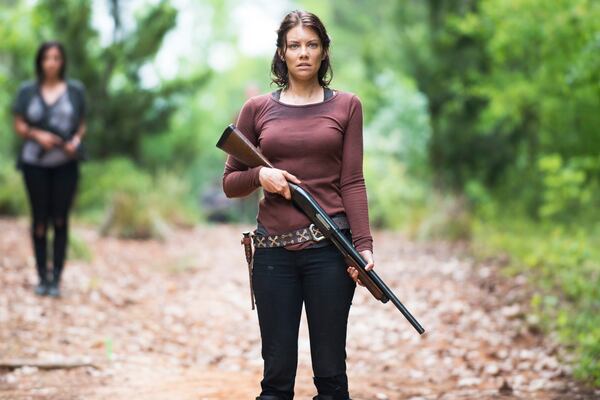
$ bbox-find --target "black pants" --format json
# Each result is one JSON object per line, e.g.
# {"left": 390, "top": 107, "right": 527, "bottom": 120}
{"left": 22, "top": 161, "right": 79, "bottom": 285}
{"left": 253, "top": 243, "right": 356, "bottom": 400}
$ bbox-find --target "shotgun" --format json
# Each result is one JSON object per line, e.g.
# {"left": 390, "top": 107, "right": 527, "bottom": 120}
{"left": 217, "top": 124, "right": 425, "bottom": 335}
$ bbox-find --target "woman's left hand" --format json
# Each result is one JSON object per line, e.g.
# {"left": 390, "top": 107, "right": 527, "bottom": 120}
{"left": 347, "top": 250, "right": 374, "bottom": 286}
{"left": 64, "top": 137, "right": 80, "bottom": 158}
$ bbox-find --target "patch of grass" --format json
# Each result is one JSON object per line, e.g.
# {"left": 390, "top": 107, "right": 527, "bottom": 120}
{"left": 69, "top": 233, "right": 93, "bottom": 262}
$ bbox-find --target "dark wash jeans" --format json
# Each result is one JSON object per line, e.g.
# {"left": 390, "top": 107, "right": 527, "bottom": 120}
{"left": 22, "top": 161, "right": 79, "bottom": 285}
{"left": 253, "top": 242, "right": 356, "bottom": 400}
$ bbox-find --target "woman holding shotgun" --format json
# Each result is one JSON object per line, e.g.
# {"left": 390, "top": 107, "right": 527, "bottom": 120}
{"left": 12, "top": 41, "right": 86, "bottom": 298}
{"left": 222, "top": 10, "right": 373, "bottom": 400}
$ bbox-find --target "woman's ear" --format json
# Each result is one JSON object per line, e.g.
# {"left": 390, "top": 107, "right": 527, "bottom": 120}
{"left": 278, "top": 49, "right": 285, "bottom": 61}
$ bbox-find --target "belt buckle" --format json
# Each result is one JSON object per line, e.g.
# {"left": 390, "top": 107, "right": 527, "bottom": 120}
{"left": 308, "top": 224, "right": 326, "bottom": 242}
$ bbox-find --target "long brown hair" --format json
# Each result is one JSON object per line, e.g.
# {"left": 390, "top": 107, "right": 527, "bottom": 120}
{"left": 35, "top": 41, "right": 67, "bottom": 82}
{"left": 271, "top": 10, "right": 333, "bottom": 89}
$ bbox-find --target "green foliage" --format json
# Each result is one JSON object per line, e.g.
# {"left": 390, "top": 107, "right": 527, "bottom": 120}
{"left": 69, "top": 233, "right": 93, "bottom": 262}
{"left": 364, "top": 155, "right": 428, "bottom": 232}
{"left": 0, "top": 2, "right": 40, "bottom": 158}
{"left": 537, "top": 154, "right": 595, "bottom": 221}
{"left": 399, "top": 0, "right": 600, "bottom": 215}
{"left": 77, "top": 158, "right": 199, "bottom": 239}
{"left": 363, "top": 71, "right": 432, "bottom": 232}
{"left": 77, "top": 158, "right": 151, "bottom": 214}
{"left": 0, "top": 159, "right": 27, "bottom": 216}
{"left": 0, "top": 0, "right": 209, "bottom": 162}
{"left": 464, "top": 180, "right": 496, "bottom": 221}
{"left": 100, "top": 190, "right": 161, "bottom": 239}
{"left": 365, "top": 72, "right": 431, "bottom": 176}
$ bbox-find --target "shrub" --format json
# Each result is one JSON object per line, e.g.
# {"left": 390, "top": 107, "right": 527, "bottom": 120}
{"left": 78, "top": 158, "right": 199, "bottom": 239}
{"left": 0, "top": 158, "right": 27, "bottom": 216}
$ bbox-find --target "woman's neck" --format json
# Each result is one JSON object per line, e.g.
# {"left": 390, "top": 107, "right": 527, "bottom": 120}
{"left": 281, "top": 79, "right": 323, "bottom": 105}
{"left": 42, "top": 76, "right": 63, "bottom": 87}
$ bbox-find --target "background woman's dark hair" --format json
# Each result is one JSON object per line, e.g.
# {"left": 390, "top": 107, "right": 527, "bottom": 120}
{"left": 271, "top": 10, "right": 332, "bottom": 89}
{"left": 35, "top": 41, "right": 67, "bottom": 82}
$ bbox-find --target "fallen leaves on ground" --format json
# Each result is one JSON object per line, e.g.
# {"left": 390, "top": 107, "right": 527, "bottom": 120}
{"left": 0, "top": 218, "right": 597, "bottom": 400}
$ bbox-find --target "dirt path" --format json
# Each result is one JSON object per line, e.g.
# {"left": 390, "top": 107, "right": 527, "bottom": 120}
{"left": 0, "top": 218, "right": 596, "bottom": 399}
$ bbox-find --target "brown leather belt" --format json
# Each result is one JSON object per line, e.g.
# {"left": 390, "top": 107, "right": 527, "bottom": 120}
{"left": 252, "top": 216, "right": 349, "bottom": 248}
{"left": 240, "top": 216, "right": 349, "bottom": 310}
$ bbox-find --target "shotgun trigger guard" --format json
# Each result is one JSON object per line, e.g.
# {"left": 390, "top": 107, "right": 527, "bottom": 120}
{"left": 308, "top": 224, "right": 326, "bottom": 242}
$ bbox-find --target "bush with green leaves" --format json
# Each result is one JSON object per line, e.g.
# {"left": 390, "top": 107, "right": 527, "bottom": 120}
{"left": 362, "top": 71, "right": 433, "bottom": 232}
{"left": 0, "top": 159, "right": 27, "bottom": 216}
{"left": 364, "top": 155, "right": 428, "bottom": 232}
{"left": 538, "top": 154, "right": 599, "bottom": 222}
{"left": 77, "top": 158, "right": 199, "bottom": 239}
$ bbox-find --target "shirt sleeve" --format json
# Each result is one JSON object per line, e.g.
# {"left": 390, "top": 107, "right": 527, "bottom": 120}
{"left": 11, "top": 84, "right": 30, "bottom": 116}
{"left": 340, "top": 95, "right": 373, "bottom": 252}
{"left": 77, "top": 83, "right": 87, "bottom": 121}
{"left": 69, "top": 80, "right": 87, "bottom": 122}
{"left": 222, "top": 97, "right": 263, "bottom": 198}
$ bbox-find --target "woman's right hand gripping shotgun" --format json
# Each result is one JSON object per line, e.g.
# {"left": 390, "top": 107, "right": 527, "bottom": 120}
{"left": 217, "top": 124, "right": 425, "bottom": 335}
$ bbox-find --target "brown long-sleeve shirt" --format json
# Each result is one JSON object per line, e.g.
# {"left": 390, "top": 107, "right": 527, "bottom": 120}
{"left": 222, "top": 91, "right": 373, "bottom": 252}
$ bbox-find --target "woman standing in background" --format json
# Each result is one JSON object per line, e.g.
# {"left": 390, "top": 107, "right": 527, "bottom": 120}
{"left": 12, "top": 41, "right": 87, "bottom": 298}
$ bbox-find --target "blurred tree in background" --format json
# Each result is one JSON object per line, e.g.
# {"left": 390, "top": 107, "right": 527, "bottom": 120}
{"left": 399, "top": 0, "right": 600, "bottom": 223}
{"left": 37, "top": 0, "right": 210, "bottom": 159}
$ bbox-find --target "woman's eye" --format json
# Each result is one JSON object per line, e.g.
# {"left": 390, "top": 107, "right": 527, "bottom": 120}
{"left": 289, "top": 44, "right": 299, "bottom": 49}
{"left": 309, "top": 43, "right": 318, "bottom": 48}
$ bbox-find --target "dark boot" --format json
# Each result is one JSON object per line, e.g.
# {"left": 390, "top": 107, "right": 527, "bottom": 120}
{"left": 313, "top": 375, "right": 351, "bottom": 400}
{"left": 47, "top": 282, "right": 61, "bottom": 298}
{"left": 47, "top": 272, "right": 61, "bottom": 298}
{"left": 34, "top": 280, "right": 49, "bottom": 296}
{"left": 32, "top": 226, "right": 48, "bottom": 296}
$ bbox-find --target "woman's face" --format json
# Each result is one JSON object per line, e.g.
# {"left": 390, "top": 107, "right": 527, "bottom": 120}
{"left": 42, "top": 46, "right": 63, "bottom": 80}
{"left": 281, "top": 24, "right": 326, "bottom": 84}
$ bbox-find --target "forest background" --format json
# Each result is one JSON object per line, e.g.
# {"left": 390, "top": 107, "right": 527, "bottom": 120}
{"left": 0, "top": 0, "right": 598, "bottom": 386}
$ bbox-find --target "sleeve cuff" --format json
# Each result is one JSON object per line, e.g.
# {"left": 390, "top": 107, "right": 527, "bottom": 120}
{"left": 355, "top": 239, "right": 373, "bottom": 253}
{"left": 249, "top": 166, "right": 264, "bottom": 188}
